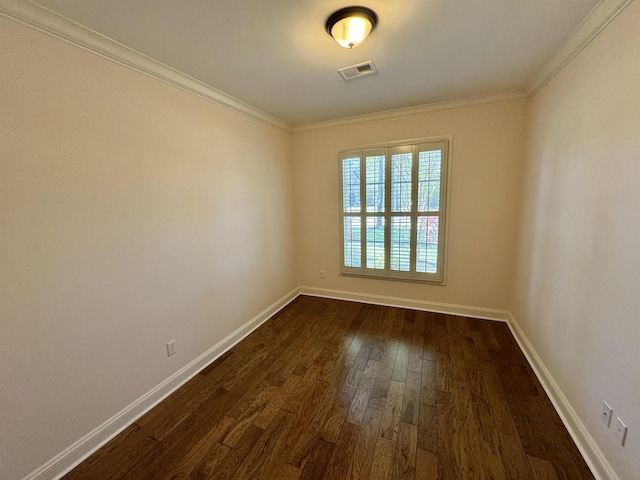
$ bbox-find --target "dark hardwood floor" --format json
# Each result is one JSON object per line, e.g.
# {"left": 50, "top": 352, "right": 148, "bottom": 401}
{"left": 63, "top": 295, "right": 594, "bottom": 479}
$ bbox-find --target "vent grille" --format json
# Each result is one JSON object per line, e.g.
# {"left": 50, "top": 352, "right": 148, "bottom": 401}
{"left": 338, "top": 61, "right": 377, "bottom": 80}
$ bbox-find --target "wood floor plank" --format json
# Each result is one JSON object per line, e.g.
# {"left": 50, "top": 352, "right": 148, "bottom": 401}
{"left": 445, "top": 315, "right": 463, "bottom": 345}
{"left": 260, "top": 302, "right": 314, "bottom": 370}
{"left": 448, "top": 343, "right": 468, "bottom": 382}
{"left": 460, "top": 336, "right": 480, "bottom": 370}
{"left": 367, "top": 305, "right": 394, "bottom": 362}
{"left": 347, "top": 358, "right": 381, "bottom": 425}
{"left": 451, "top": 378, "right": 505, "bottom": 480}
{"left": 222, "top": 384, "right": 279, "bottom": 447}
{"left": 286, "top": 376, "right": 337, "bottom": 467}
{"left": 186, "top": 441, "right": 230, "bottom": 480}
{"left": 276, "top": 463, "right": 303, "bottom": 479}
{"left": 345, "top": 407, "right": 384, "bottom": 480}
{"left": 299, "top": 439, "right": 335, "bottom": 480}
{"left": 133, "top": 374, "right": 213, "bottom": 441}
{"left": 380, "top": 380, "right": 405, "bottom": 440}
{"left": 408, "top": 311, "right": 426, "bottom": 373}
{"left": 230, "top": 409, "right": 295, "bottom": 480}
{"left": 415, "top": 448, "right": 438, "bottom": 480}
{"left": 391, "top": 309, "right": 414, "bottom": 382}
{"left": 435, "top": 329, "right": 449, "bottom": 356}
{"left": 417, "top": 403, "right": 438, "bottom": 453}
{"left": 353, "top": 345, "right": 372, "bottom": 371}
{"left": 436, "top": 390, "right": 461, "bottom": 480}
{"left": 456, "top": 316, "right": 472, "bottom": 338}
{"left": 290, "top": 311, "right": 338, "bottom": 377}
{"left": 420, "top": 359, "right": 437, "bottom": 407}
{"left": 422, "top": 312, "right": 437, "bottom": 362}
{"left": 527, "top": 454, "right": 560, "bottom": 480}
{"left": 466, "top": 369, "right": 508, "bottom": 480}
{"left": 208, "top": 424, "right": 265, "bottom": 480}
{"left": 470, "top": 328, "right": 492, "bottom": 361}
{"left": 320, "top": 366, "right": 364, "bottom": 444}
{"left": 478, "top": 358, "right": 535, "bottom": 479}
{"left": 436, "top": 351, "right": 454, "bottom": 393}
{"left": 287, "top": 349, "right": 359, "bottom": 466}
{"left": 132, "top": 364, "right": 269, "bottom": 479}
{"left": 480, "top": 320, "right": 501, "bottom": 351}
{"left": 343, "top": 367, "right": 365, "bottom": 401}
{"left": 401, "top": 370, "right": 421, "bottom": 425}
{"left": 368, "top": 436, "right": 396, "bottom": 480}
{"left": 62, "top": 424, "right": 158, "bottom": 480}
{"left": 253, "top": 373, "right": 302, "bottom": 430}
{"left": 198, "top": 350, "right": 234, "bottom": 376}
{"left": 331, "top": 302, "right": 366, "bottom": 346}
{"left": 321, "top": 421, "right": 360, "bottom": 479}
{"left": 348, "top": 305, "right": 378, "bottom": 361}
{"left": 393, "top": 421, "right": 417, "bottom": 479}
{"left": 282, "top": 364, "right": 323, "bottom": 414}
{"left": 492, "top": 351, "right": 537, "bottom": 398}
{"left": 64, "top": 297, "right": 594, "bottom": 480}
{"left": 491, "top": 321, "right": 525, "bottom": 364}
{"left": 263, "top": 301, "right": 332, "bottom": 387}
{"left": 368, "top": 337, "right": 400, "bottom": 411}
{"left": 140, "top": 380, "right": 221, "bottom": 442}
{"left": 165, "top": 415, "right": 236, "bottom": 479}
{"left": 507, "top": 393, "right": 593, "bottom": 479}
{"left": 124, "top": 388, "right": 234, "bottom": 479}
{"left": 317, "top": 341, "right": 350, "bottom": 385}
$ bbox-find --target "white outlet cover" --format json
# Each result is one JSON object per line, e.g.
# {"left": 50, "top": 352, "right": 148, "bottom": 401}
{"left": 615, "top": 417, "right": 628, "bottom": 446}
{"left": 166, "top": 340, "right": 177, "bottom": 357}
{"left": 601, "top": 401, "right": 613, "bottom": 427}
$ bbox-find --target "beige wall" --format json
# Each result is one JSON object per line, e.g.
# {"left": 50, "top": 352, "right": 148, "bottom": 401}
{"left": 0, "top": 18, "right": 296, "bottom": 480}
{"left": 292, "top": 101, "right": 526, "bottom": 311}
{"left": 513, "top": 2, "right": 640, "bottom": 478}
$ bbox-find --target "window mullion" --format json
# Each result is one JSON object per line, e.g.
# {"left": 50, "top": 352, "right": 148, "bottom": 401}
{"left": 410, "top": 145, "right": 419, "bottom": 276}
{"left": 384, "top": 148, "right": 391, "bottom": 275}
{"left": 436, "top": 142, "right": 448, "bottom": 278}
{"left": 359, "top": 152, "right": 367, "bottom": 273}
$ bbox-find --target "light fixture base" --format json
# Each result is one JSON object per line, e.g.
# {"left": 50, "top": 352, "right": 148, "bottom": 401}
{"left": 325, "top": 6, "right": 378, "bottom": 49}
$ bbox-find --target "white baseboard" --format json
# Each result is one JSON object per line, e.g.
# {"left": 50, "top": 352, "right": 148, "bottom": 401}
{"left": 299, "top": 286, "right": 511, "bottom": 322}
{"left": 506, "top": 313, "right": 619, "bottom": 480}
{"left": 23, "top": 287, "right": 300, "bottom": 480}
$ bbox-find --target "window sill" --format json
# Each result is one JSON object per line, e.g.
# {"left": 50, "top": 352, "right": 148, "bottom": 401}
{"left": 339, "top": 271, "right": 446, "bottom": 286}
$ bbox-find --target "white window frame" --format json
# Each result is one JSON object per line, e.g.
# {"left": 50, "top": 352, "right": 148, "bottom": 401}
{"left": 338, "top": 136, "right": 451, "bottom": 284}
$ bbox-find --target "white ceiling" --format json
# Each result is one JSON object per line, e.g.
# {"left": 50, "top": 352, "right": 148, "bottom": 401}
{"left": 26, "top": 0, "right": 599, "bottom": 126}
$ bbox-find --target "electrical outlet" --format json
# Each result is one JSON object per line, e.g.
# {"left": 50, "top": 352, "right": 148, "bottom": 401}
{"left": 614, "top": 417, "right": 628, "bottom": 446}
{"left": 320, "top": 270, "right": 325, "bottom": 279}
{"left": 601, "top": 401, "right": 613, "bottom": 427}
{"left": 166, "top": 340, "right": 177, "bottom": 357}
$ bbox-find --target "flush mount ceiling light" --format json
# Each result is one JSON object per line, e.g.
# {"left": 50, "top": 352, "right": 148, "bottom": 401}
{"left": 325, "top": 6, "right": 378, "bottom": 49}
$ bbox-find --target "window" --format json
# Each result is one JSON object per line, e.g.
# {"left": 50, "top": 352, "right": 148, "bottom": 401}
{"left": 339, "top": 138, "right": 449, "bottom": 283}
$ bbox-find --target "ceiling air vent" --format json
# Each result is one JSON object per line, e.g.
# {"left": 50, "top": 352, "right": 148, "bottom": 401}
{"left": 338, "top": 60, "right": 377, "bottom": 80}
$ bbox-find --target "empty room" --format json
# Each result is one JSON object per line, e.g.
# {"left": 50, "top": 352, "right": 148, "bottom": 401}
{"left": 2, "top": 0, "right": 639, "bottom": 479}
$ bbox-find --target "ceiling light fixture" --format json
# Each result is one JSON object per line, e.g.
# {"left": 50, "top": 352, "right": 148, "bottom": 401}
{"left": 325, "top": 6, "right": 378, "bottom": 49}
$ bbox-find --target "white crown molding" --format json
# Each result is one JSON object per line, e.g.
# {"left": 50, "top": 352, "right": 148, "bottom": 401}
{"left": 527, "top": 0, "right": 635, "bottom": 97}
{"left": 293, "top": 91, "right": 526, "bottom": 133}
{"left": 506, "top": 313, "right": 620, "bottom": 480}
{"left": 299, "top": 286, "right": 511, "bottom": 322}
{"left": 21, "top": 287, "right": 300, "bottom": 480}
{"left": 0, "top": 0, "right": 292, "bottom": 132}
